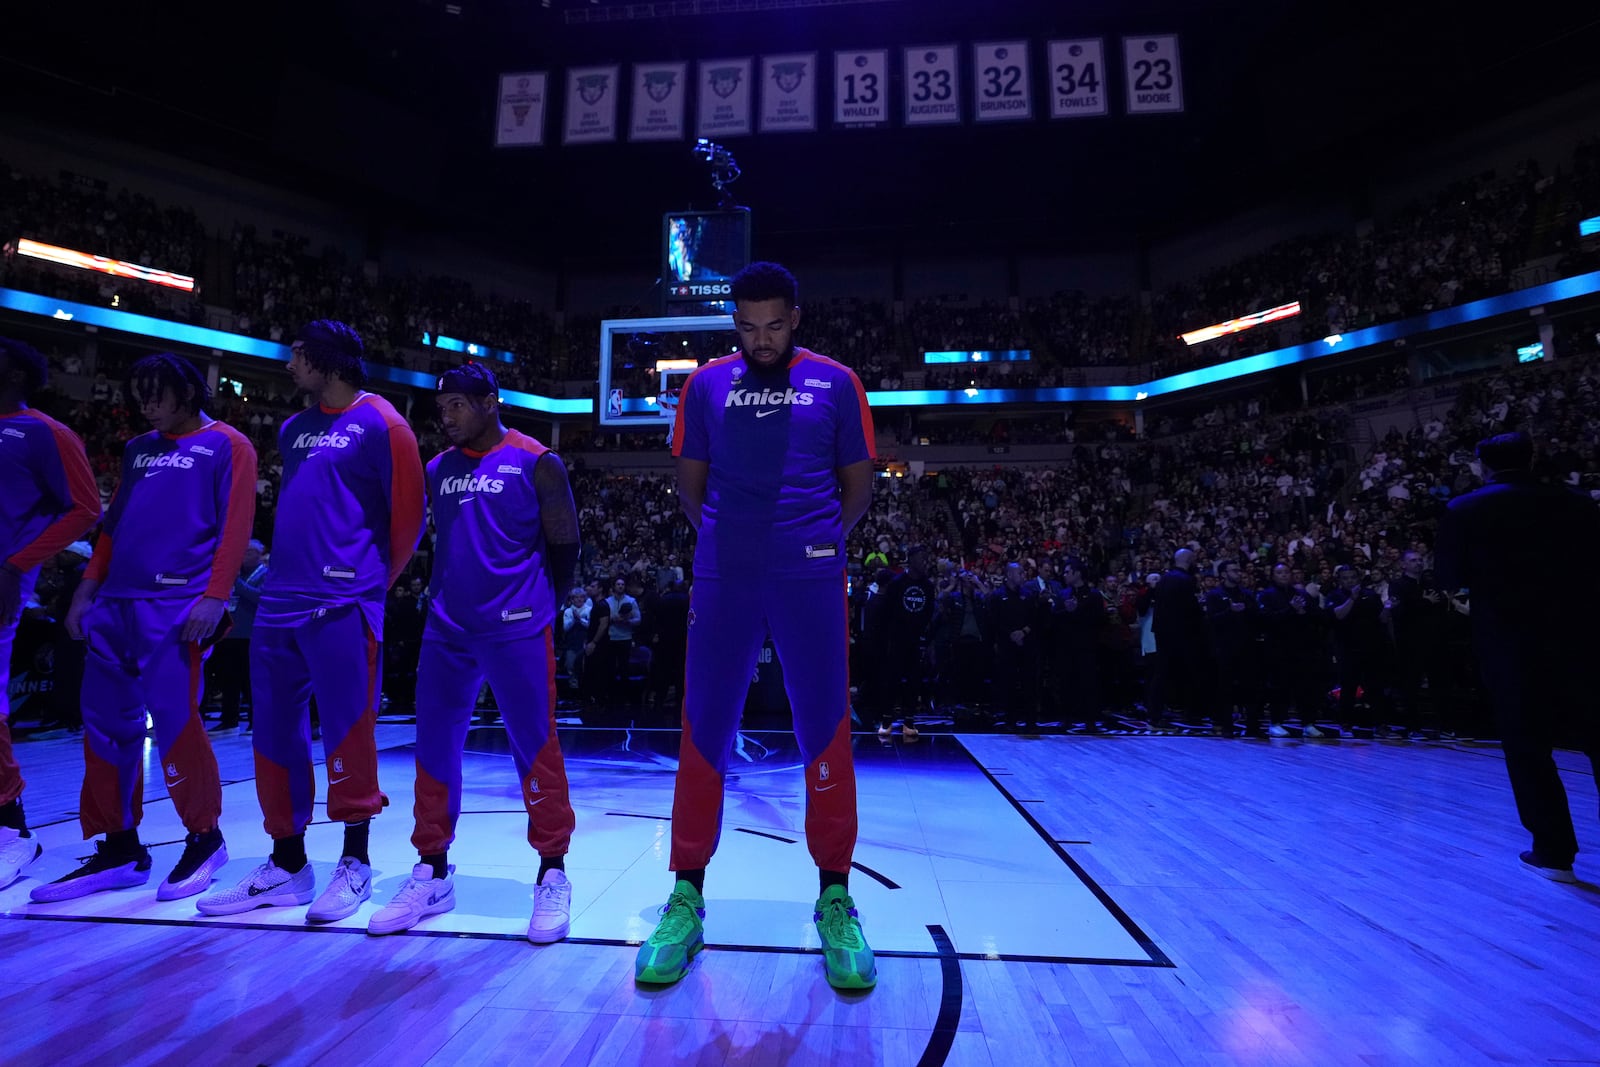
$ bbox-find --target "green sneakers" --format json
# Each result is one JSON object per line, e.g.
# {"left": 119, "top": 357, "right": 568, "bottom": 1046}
{"left": 814, "top": 884, "right": 877, "bottom": 990}
{"left": 634, "top": 879, "right": 706, "bottom": 985}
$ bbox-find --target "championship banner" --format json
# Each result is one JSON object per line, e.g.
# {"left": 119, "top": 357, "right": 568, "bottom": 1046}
{"left": 1123, "top": 35, "right": 1184, "bottom": 114}
{"left": 759, "top": 53, "right": 818, "bottom": 133}
{"left": 973, "top": 41, "right": 1033, "bottom": 122}
{"left": 833, "top": 49, "right": 889, "bottom": 127}
{"left": 697, "top": 58, "right": 754, "bottom": 138}
{"left": 630, "top": 62, "right": 688, "bottom": 141}
{"left": 495, "top": 72, "right": 548, "bottom": 147}
{"left": 903, "top": 45, "right": 960, "bottom": 126}
{"left": 563, "top": 65, "right": 621, "bottom": 144}
{"left": 1047, "top": 39, "right": 1107, "bottom": 118}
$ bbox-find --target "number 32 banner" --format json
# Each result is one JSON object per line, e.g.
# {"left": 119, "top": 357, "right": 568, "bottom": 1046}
{"left": 1123, "top": 35, "right": 1184, "bottom": 114}
{"left": 973, "top": 41, "right": 1032, "bottom": 123}
{"left": 834, "top": 50, "right": 889, "bottom": 127}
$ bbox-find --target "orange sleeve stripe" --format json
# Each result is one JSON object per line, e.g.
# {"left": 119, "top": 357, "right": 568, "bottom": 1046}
{"left": 205, "top": 426, "right": 259, "bottom": 599}
{"left": 847, "top": 366, "right": 877, "bottom": 461}
{"left": 384, "top": 411, "right": 427, "bottom": 589}
{"left": 84, "top": 530, "right": 114, "bottom": 583}
{"left": 7, "top": 419, "right": 101, "bottom": 572}
{"left": 670, "top": 361, "right": 717, "bottom": 457}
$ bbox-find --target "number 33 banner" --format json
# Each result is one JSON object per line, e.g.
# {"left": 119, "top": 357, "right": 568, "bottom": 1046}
{"left": 1123, "top": 35, "right": 1184, "bottom": 114}
{"left": 834, "top": 50, "right": 889, "bottom": 127}
{"left": 972, "top": 41, "right": 1032, "bottom": 123}
{"left": 903, "top": 45, "right": 960, "bottom": 126}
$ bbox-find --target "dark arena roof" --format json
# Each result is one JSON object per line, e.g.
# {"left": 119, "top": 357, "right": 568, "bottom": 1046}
{"left": 4, "top": 0, "right": 1597, "bottom": 269}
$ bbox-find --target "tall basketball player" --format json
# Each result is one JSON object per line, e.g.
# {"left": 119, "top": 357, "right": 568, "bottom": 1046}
{"left": 199, "top": 321, "right": 424, "bottom": 922}
{"left": 33, "top": 354, "right": 255, "bottom": 903}
{"left": 0, "top": 337, "right": 99, "bottom": 891}
{"left": 367, "top": 363, "right": 580, "bottom": 942}
{"left": 635, "top": 262, "right": 879, "bottom": 990}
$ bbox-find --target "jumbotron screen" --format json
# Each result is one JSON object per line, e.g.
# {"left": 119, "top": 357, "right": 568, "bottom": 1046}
{"left": 662, "top": 210, "right": 750, "bottom": 304}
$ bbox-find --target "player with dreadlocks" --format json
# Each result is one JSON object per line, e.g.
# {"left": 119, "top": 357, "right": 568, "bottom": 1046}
{"left": 201, "top": 320, "right": 425, "bottom": 924}
{"left": 0, "top": 336, "right": 99, "bottom": 892}
{"left": 366, "top": 361, "right": 581, "bottom": 940}
{"left": 32, "top": 352, "right": 256, "bottom": 904}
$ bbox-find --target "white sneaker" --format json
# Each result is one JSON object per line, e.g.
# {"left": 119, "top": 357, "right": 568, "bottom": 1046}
{"left": 307, "top": 856, "right": 373, "bottom": 923}
{"left": 1302, "top": 724, "right": 1325, "bottom": 739}
{"left": 0, "top": 827, "right": 43, "bottom": 890}
{"left": 1266, "top": 724, "right": 1290, "bottom": 737}
{"left": 197, "top": 860, "right": 315, "bottom": 915}
{"left": 528, "top": 869, "right": 571, "bottom": 944}
{"left": 368, "top": 863, "right": 456, "bottom": 935}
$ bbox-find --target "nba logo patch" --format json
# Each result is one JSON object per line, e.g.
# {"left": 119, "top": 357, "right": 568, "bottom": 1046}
{"left": 167, "top": 762, "right": 178, "bottom": 777}
{"left": 819, "top": 762, "right": 830, "bottom": 781}
{"left": 333, "top": 757, "right": 344, "bottom": 774}
{"left": 528, "top": 778, "right": 540, "bottom": 795}
{"left": 687, "top": 608, "right": 696, "bottom": 627}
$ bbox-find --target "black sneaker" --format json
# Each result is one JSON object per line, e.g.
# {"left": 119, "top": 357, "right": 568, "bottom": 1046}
{"left": 158, "top": 829, "right": 230, "bottom": 901}
{"left": 1520, "top": 851, "right": 1577, "bottom": 883}
{"left": 29, "top": 840, "right": 152, "bottom": 903}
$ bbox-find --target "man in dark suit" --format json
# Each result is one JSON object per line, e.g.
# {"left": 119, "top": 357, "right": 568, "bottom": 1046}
{"left": 1151, "top": 548, "right": 1215, "bottom": 730}
{"left": 1436, "top": 431, "right": 1600, "bottom": 883}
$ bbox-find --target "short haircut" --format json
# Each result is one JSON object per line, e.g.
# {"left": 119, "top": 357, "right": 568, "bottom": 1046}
{"left": 129, "top": 352, "right": 211, "bottom": 413}
{"left": 296, "top": 320, "right": 368, "bottom": 388}
{"left": 1476, "top": 431, "right": 1534, "bottom": 473}
{"left": 0, "top": 335, "right": 49, "bottom": 396}
{"left": 730, "top": 261, "right": 798, "bottom": 307}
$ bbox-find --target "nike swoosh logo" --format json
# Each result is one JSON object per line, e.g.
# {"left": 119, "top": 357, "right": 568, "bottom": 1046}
{"left": 167, "top": 777, "right": 188, "bottom": 788}
{"left": 814, "top": 784, "right": 838, "bottom": 792}
{"left": 528, "top": 797, "right": 547, "bottom": 807}
{"left": 329, "top": 775, "right": 350, "bottom": 785}
{"left": 756, "top": 409, "right": 780, "bottom": 418}
{"left": 247, "top": 883, "right": 271, "bottom": 896}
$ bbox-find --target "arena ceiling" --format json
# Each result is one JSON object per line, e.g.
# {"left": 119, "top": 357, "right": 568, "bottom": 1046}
{"left": 3, "top": 1, "right": 1596, "bottom": 269}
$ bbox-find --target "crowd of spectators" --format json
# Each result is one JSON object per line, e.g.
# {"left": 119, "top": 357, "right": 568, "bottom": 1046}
{"left": 7, "top": 143, "right": 1600, "bottom": 401}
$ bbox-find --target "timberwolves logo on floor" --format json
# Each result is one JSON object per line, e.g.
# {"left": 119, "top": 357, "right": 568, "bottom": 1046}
{"left": 577, "top": 73, "right": 610, "bottom": 106}
{"left": 771, "top": 61, "right": 807, "bottom": 94}
{"left": 708, "top": 67, "right": 742, "bottom": 99}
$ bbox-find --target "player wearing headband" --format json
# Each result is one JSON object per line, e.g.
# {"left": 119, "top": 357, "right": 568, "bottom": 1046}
{"left": 200, "top": 321, "right": 425, "bottom": 923}
{"left": 636, "top": 262, "right": 879, "bottom": 990}
{"left": 365, "top": 363, "right": 580, "bottom": 940}
{"left": 33, "top": 353, "right": 255, "bottom": 904}
{"left": 0, "top": 336, "right": 99, "bottom": 891}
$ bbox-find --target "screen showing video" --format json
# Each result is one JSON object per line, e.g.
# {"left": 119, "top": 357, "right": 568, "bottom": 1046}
{"left": 663, "top": 210, "right": 750, "bottom": 303}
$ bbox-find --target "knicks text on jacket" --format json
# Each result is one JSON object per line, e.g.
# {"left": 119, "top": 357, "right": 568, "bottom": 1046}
{"left": 134, "top": 452, "right": 195, "bottom": 469}
{"left": 294, "top": 431, "right": 352, "bottom": 449}
{"left": 724, "top": 387, "right": 815, "bottom": 408}
{"left": 441, "top": 473, "right": 506, "bottom": 495}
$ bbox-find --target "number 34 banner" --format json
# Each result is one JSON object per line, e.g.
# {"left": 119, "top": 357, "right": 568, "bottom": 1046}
{"left": 973, "top": 41, "right": 1033, "bottom": 123}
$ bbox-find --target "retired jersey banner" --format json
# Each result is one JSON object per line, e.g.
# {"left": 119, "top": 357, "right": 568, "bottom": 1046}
{"left": 760, "top": 53, "right": 818, "bottom": 133}
{"left": 1047, "top": 39, "right": 1108, "bottom": 118}
{"left": 697, "top": 58, "right": 754, "bottom": 138}
{"left": 973, "top": 41, "right": 1033, "bottom": 122}
{"left": 1123, "top": 35, "right": 1184, "bottom": 114}
{"left": 903, "top": 45, "right": 960, "bottom": 126}
{"left": 630, "top": 62, "right": 688, "bottom": 141}
{"left": 563, "top": 65, "right": 620, "bottom": 144}
{"left": 495, "top": 72, "right": 549, "bottom": 147}
{"left": 833, "top": 49, "right": 889, "bottom": 127}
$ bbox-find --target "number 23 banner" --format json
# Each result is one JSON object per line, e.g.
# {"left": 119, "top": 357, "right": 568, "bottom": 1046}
{"left": 972, "top": 41, "right": 1032, "bottom": 123}
{"left": 1123, "top": 35, "right": 1184, "bottom": 114}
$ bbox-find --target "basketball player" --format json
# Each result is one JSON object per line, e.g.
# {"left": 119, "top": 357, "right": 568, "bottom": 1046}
{"left": 199, "top": 321, "right": 424, "bottom": 921}
{"left": 367, "top": 363, "right": 580, "bottom": 941}
{"left": 32, "top": 354, "right": 255, "bottom": 903}
{"left": 635, "top": 262, "right": 879, "bottom": 990}
{"left": 0, "top": 337, "right": 99, "bottom": 890}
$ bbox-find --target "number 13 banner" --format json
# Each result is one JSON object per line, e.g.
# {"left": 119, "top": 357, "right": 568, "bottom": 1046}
{"left": 833, "top": 50, "right": 889, "bottom": 127}
{"left": 972, "top": 41, "right": 1032, "bottom": 123}
{"left": 1123, "top": 35, "right": 1184, "bottom": 114}
{"left": 903, "top": 45, "right": 960, "bottom": 126}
